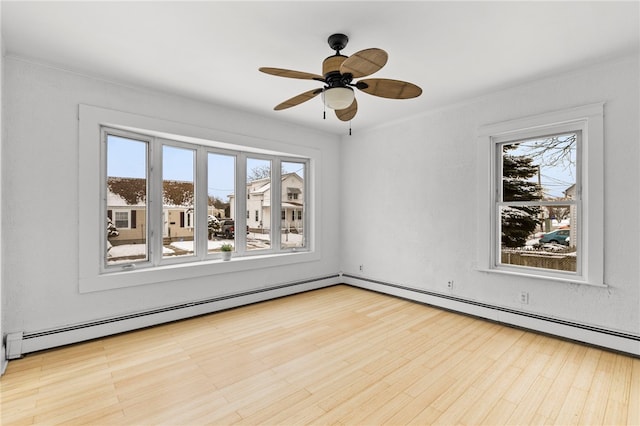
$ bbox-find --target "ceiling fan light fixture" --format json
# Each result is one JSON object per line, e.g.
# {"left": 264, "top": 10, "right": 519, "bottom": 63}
{"left": 323, "top": 87, "right": 354, "bottom": 110}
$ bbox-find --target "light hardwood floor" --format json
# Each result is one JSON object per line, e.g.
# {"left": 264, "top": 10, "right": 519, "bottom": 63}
{"left": 1, "top": 285, "right": 638, "bottom": 425}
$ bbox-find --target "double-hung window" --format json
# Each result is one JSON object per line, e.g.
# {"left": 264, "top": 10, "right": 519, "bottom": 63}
{"left": 478, "top": 103, "right": 604, "bottom": 285}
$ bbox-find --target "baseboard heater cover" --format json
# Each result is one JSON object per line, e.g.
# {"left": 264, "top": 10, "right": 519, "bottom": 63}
{"left": 8, "top": 274, "right": 340, "bottom": 358}
{"left": 343, "top": 274, "right": 640, "bottom": 357}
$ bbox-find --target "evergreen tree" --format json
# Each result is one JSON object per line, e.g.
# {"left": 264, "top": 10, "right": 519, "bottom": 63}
{"left": 501, "top": 145, "right": 542, "bottom": 247}
{"left": 107, "top": 217, "right": 119, "bottom": 238}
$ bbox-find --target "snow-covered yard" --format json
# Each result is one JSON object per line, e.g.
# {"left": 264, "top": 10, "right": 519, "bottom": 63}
{"left": 108, "top": 231, "right": 304, "bottom": 263}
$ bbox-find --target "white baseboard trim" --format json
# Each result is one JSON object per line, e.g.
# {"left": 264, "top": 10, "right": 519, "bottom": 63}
{"left": 343, "top": 274, "right": 640, "bottom": 357}
{"left": 9, "top": 274, "right": 340, "bottom": 358}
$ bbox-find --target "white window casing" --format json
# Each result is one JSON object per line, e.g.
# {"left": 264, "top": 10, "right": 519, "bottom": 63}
{"left": 79, "top": 105, "right": 319, "bottom": 293}
{"left": 477, "top": 103, "right": 604, "bottom": 286}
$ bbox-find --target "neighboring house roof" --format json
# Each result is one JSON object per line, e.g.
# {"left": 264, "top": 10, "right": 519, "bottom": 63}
{"left": 250, "top": 172, "right": 303, "bottom": 194}
{"left": 107, "top": 177, "right": 194, "bottom": 207}
{"left": 107, "top": 177, "right": 147, "bottom": 206}
{"left": 250, "top": 182, "right": 271, "bottom": 195}
{"left": 564, "top": 184, "right": 576, "bottom": 198}
{"left": 230, "top": 172, "right": 304, "bottom": 199}
{"left": 107, "top": 190, "right": 144, "bottom": 207}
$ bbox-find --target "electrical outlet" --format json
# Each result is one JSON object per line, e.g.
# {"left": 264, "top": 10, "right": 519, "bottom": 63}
{"left": 359, "top": 264, "right": 364, "bottom": 272}
{"left": 519, "top": 291, "right": 529, "bottom": 304}
{"left": 447, "top": 280, "right": 454, "bottom": 289}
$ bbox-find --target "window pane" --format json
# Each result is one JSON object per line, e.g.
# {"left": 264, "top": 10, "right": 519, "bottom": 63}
{"left": 106, "top": 135, "right": 148, "bottom": 265}
{"left": 499, "top": 133, "right": 578, "bottom": 274}
{"left": 282, "top": 161, "right": 305, "bottom": 249}
{"left": 502, "top": 134, "right": 577, "bottom": 202}
{"left": 163, "top": 145, "right": 195, "bottom": 259}
{"left": 207, "top": 153, "right": 235, "bottom": 254}
{"left": 246, "top": 158, "right": 271, "bottom": 250}
{"left": 499, "top": 204, "right": 577, "bottom": 273}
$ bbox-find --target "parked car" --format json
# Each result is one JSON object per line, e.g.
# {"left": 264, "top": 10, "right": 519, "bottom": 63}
{"left": 215, "top": 219, "right": 250, "bottom": 239}
{"left": 217, "top": 219, "right": 236, "bottom": 239}
{"left": 539, "top": 229, "right": 570, "bottom": 245}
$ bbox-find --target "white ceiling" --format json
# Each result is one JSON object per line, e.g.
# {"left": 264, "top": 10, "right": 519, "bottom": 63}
{"left": 2, "top": 1, "right": 639, "bottom": 135}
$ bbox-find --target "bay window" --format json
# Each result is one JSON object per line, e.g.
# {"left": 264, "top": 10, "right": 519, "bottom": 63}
{"left": 79, "top": 104, "right": 316, "bottom": 292}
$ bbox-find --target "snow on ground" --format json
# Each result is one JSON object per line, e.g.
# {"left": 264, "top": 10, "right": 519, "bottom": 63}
{"left": 109, "top": 244, "right": 174, "bottom": 257}
{"left": 108, "top": 231, "right": 304, "bottom": 261}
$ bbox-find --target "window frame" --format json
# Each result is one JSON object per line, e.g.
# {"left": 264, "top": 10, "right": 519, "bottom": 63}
{"left": 477, "top": 103, "right": 604, "bottom": 286}
{"left": 102, "top": 128, "right": 153, "bottom": 270}
{"left": 158, "top": 138, "right": 199, "bottom": 264}
{"left": 79, "top": 105, "right": 320, "bottom": 293}
{"left": 494, "top": 130, "right": 581, "bottom": 276}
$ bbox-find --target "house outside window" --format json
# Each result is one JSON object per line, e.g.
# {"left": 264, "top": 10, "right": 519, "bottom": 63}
{"left": 478, "top": 103, "right": 604, "bottom": 285}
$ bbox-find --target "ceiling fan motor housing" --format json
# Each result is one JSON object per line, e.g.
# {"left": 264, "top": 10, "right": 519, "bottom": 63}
{"left": 323, "top": 55, "right": 346, "bottom": 76}
{"left": 323, "top": 55, "right": 349, "bottom": 83}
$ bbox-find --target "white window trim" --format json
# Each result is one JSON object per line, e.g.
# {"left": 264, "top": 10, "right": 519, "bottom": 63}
{"left": 477, "top": 103, "right": 604, "bottom": 286}
{"left": 79, "top": 104, "right": 320, "bottom": 293}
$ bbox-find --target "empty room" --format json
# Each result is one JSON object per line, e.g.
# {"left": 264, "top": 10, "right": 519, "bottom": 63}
{"left": 0, "top": 1, "right": 639, "bottom": 425}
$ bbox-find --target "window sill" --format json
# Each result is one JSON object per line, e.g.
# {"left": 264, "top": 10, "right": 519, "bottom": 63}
{"left": 80, "top": 250, "right": 319, "bottom": 293}
{"left": 475, "top": 267, "right": 606, "bottom": 288}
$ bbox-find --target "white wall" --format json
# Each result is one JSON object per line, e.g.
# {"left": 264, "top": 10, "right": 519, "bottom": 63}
{"left": 340, "top": 56, "right": 639, "bottom": 340}
{"left": 0, "top": 3, "right": 6, "bottom": 372}
{"left": 2, "top": 57, "right": 341, "bottom": 343}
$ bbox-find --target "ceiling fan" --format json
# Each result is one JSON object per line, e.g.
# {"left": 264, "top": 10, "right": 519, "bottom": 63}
{"left": 259, "top": 33, "right": 422, "bottom": 122}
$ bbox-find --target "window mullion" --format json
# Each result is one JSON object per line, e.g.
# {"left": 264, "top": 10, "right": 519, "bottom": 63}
{"left": 196, "top": 146, "right": 208, "bottom": 260}
{"left": 149, "top": 137, "right": 163, "bottom": 266}
{"left": 272, "top": 158, "right": 282, "bottom": 251}
{"left": 235, "top": 153, "right": 247, "bottom": 255}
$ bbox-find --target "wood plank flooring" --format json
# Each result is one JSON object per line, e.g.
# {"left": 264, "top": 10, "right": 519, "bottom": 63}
{"left": 1, "top": 285, "right": 638, "bottom": 425}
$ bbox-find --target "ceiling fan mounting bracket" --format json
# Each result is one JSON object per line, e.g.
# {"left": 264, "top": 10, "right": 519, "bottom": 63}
{"left": 328, "top": 33, "right": 349, "bottom": 54}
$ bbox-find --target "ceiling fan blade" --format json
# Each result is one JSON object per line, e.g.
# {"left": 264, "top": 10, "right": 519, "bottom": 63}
{"left": 340, "top": 48, "right": 388, "bottom": 78}
{"left": 259, "top": 67, "right": 324, "bottom": 81}
{"left": 356, "top": 78, "right": 422, "bottom": 99}
{"left": 274, "top": 88, "right": 323, "bottom": 111}
{"left": 335, "top": 98, "right": 358, "bottom": 122}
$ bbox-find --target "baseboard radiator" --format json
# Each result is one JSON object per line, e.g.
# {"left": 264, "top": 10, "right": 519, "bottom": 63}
{"left": 5, "top": 272, "right": 638, "bottom": 360}
{"left": 5, "top": 274, "right": 340, "bottom": 359}
{"left": 342, "top": 274, "right": 640, "bottom": 357}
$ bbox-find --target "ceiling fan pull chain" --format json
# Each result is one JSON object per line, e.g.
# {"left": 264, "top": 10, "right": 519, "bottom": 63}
{"left": 349, "top": 121, "right": 352, "bottom": 136}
